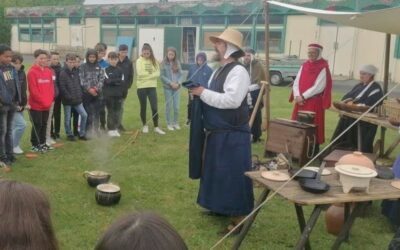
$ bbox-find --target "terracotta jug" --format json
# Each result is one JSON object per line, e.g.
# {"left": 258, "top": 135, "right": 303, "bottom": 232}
{"left": 336, "top": 151, "right": 375, "bottom": 170}
{"left": 325, "top": 203, "right": 345, "bottom": 236}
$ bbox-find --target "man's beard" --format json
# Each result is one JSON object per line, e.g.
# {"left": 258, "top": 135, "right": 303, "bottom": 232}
{"left": 212, "top": 48, "right": 221, "bottom": 62}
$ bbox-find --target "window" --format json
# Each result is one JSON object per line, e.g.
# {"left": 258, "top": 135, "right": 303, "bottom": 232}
{"left": 395, "top": 36, "right": 400, "bottom": 59}
{"left": 19, "top": 28, "right": 30, "bottom": 42}
{"left": 119, "top": 28, "right": 135, "bottom": 37}
{"left": 203, "top": 11, "right": 225, "bottom": 25}
{"left": 240, "top": 30, "right": 252, "bottom": 47}
{"left": 102, "top": 29, "right": 117, "bottom": 46}
{"left": 119, "top": 16, "right": 135, "bottom": 25}
{"left": 228, "top": 15, "right": 253, "bottom": 25}
{"left": 179, "top": 16, "right": 200, "bottom": 25}
{"left": 30, "top": 17, "right": 41, "bottom": 24}
{"left": 256, "top": 14, "right": 284, "bottom": 25}
{"left": 43, "top": 29, "right": 55, "bottom": 42}
{"left": 256, "top": 30, "right": 283, "bottom": 53}
{"left": 31, "top": 28, "right": 42, "bottom": 42}
{"left": 137, "top": 16, "right": 156, "bottom": 25}
{"left": 69, "top": 17, "right": 84, "bottom": 25}
{"left": 101, "top": 17, "right": 118, "bottom": 25}
{"left": 202, "top": 30, "right": 222, "bottom": 50}
{"left": 18, "top": 17, "right": 29, "bottom": 24}
{"left": 158, "top": 16, "right": 175, "bottom": 25}
{"left": 42, "top": 17, "right": 55, "bottom": 25}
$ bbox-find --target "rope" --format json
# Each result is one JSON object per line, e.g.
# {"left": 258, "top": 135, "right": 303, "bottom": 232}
{"left": 211, "top": 82, "right": 400, "bottom": 249}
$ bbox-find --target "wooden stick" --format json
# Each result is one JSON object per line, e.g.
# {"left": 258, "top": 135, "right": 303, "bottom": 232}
{"left": 249, "top": 81, "right": 268, "bottom": 127}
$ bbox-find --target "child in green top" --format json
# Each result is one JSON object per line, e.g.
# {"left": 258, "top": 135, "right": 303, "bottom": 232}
{"left": 135, "top": 43, "right": 165, "bottom": 135}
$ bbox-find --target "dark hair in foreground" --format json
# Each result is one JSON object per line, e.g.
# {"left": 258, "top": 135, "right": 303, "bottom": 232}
{"left": 0, "top": 180, "right": 59, "bottom": 250}
{"left": 95, "top": 212, "right": 188, "bottom": 250}
{"left": 107, "top": 51, "right": 118, "bottom": 59}
{"left": 0, "top": 44, "right": 12, "bottom": 55}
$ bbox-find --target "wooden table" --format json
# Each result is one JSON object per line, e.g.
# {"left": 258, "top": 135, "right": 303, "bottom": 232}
{"left": 329, "top": 107, "right": 400, "bottom": 157}
{"left": 233, "top": 168, "right": 400, "bottom": 250}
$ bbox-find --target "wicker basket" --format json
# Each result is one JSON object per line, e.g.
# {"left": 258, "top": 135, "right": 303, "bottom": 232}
{"left": 384, "top": 99, "right": 400, "bottom": 122}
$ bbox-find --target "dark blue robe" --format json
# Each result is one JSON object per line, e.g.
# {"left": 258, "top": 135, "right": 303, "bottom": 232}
{"left": 195, "top": 62, "right": 254, "bottom": 216}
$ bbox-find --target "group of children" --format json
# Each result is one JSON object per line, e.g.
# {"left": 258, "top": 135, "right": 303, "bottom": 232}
{"left": 0, "top": 42, "right": 134, "bottom": 169}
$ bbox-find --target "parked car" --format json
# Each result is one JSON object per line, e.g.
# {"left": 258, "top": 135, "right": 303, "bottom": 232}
{"left": 263, "top": 55, "right": 304, "bottom": 86}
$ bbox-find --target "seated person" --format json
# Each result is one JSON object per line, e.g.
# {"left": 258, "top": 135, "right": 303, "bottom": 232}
{"left": 95, "top": 212, "right": 187, "bottom": 250}
{"left": 330, "top": 64, "right": 383, "bottom": 153}
{"left": 0, "top": 180, "right": 59, "bottom": 250}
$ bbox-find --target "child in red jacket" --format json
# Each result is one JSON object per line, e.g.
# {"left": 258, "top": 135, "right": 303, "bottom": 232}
{"left": 27, "top": 49, "right": 55, "bottom": 152}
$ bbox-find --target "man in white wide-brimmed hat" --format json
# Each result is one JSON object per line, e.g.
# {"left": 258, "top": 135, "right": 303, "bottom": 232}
{"left": 331, "top": 64, "right": 383, "bottom": 153}
{"left": 190, "top": 28, "right": 254, "bottom": 234}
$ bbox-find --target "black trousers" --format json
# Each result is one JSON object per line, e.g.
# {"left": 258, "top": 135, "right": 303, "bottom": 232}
{"left": 72, "top": 109, "right": 79, "bottom": 136}
{"left": 51, "top": 96, "right": 62, "bottom": 137}
{"left": 99, "top": 99, "right": 106, "bottom": 129}
{"left": 29, "top": 109, "right": 49, "bottom": 146}
{"left": 137, "top": 87, "right": 159, "bottom": 127}
{"left": 105, "top": 97, "right": 123, "bottom": 130}
{"left": 0, "top": 106, "right": 15, "bottom": 161}
{"left": 83, "top": 93, "right": 101, "bottom": 133}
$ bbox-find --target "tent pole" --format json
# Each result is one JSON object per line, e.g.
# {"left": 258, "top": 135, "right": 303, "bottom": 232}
{"left": 380, "top": 33, "right": 391, "bottom": 156}
{"left": 263, "top": 1, "right": 270, "bottom": 131}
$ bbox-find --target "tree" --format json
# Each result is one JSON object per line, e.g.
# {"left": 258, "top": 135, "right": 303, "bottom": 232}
{"left": 0, "top": 7, "right": 11, "bottom": 45}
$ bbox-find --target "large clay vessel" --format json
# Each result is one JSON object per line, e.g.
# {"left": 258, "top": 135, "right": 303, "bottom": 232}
{"left": 336, "top": 151, "right": 375, "bottom": 170}
{"left": 325, "top": 203, "right": 345, "bottom": 236}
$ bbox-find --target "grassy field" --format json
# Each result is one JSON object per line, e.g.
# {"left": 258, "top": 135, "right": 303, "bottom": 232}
{"left": 2, "top": 82, "right": 396, "bottom": 250}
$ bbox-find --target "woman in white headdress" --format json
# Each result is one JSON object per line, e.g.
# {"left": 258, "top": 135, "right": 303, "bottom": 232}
{"left": 330, "top": 64, "right": 383, "bottom": 153}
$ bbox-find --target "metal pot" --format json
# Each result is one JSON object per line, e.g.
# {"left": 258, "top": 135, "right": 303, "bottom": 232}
{"left": 95, "top": 183, "right": 121, "bottom": 206}
{"left": 83, "top": 170, "right": 111, "bottom": 187}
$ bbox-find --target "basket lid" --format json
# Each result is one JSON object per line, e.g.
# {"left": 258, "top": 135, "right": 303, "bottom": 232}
{"left": 335, "top": 164, "right": 377, "bottom": 178}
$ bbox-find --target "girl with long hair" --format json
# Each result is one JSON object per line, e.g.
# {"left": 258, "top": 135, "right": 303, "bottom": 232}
{"left": 161, "top": 47, "right": 183, "bottom": 130}
{"left": 136, "top": 43, "right": 165, "bottom": 135}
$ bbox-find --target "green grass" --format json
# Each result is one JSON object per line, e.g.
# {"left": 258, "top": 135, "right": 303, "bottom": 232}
{"left": 3, "top": 83, "right": 396, "bottom": 250}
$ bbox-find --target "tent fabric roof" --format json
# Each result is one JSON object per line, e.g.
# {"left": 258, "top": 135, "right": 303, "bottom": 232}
{"left": 268, "top": 1, "right": 400, "bottom": 35}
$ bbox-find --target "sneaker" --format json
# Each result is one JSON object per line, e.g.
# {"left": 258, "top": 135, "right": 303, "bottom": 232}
{"left": 46, "top": 138, "right": 56, "bottom": 145}
{"left": 42, "top": 144, "right": 54, "bottom": 151}
{"left": 107, "top": 130, "right": 118, "bottom": 137}
{"left": 13, "top": 146, "right": 24, "bottom": 154}
{"left": 142, "top": 125, "right": 149, "bottom": 133}
{"left": 173, "top": 124, "right": 181, "bottom": 130}
{"left": 79, "top": 136, "right": 89, "bottom": 141}
{"left": 31, "top": 145, "right": 42, "bottom": 152}
{"left": 154, "top": 127, "right": 166, "bottom": 135}
{"left": 167, "top": 125, "right": 175, "bottom": 131}
{"left": 67, "top": 135, "right": 76, "bottom": 141}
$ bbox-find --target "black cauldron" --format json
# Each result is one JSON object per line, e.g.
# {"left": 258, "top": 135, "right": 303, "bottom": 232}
{"left": 83, "top": 170, "right": 111, "bottom": 187}
{"left": 95, "top": 183, "right": 121, "bottom": 206}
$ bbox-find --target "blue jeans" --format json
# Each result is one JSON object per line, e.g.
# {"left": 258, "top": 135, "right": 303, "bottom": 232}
{"left": 12, "top": 111, "right": 26, "bottom": 148}
{"left": 64, "top": 104, "right": 87, "bottom": 137}
{"left": 0, "top": 106, "right": 15, "bottom": 161}
{"left": 164, "top": 87, "right": 180, "bottom": 125}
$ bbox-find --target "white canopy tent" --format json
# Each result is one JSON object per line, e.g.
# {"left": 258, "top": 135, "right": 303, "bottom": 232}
{"left": 268, "top": 1, "right": 400, "bottom": 35}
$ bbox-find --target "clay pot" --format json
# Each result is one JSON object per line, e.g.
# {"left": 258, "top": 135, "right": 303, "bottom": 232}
{"left": 325, "top": 203, "right": 345, "bottom": 236}
{"left": 336, "top": 151, "right": 375, "bottom": 170}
